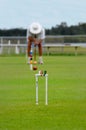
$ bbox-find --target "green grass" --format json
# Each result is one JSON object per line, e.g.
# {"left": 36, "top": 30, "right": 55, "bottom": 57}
{"left": 0, "top": 56, "right": 86, "bottom": 130}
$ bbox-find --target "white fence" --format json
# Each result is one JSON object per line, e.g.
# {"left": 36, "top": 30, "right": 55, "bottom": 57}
{"left": 0, "top": 41, "right": 26, "bottom": 55}
{"left": 0, "top": 36, "right": 86, "bottom": 55}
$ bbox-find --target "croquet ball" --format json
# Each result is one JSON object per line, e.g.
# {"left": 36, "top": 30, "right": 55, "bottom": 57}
{"left": 33, "top": 66, "right": 37, "bottom": 70}
{"left": 34, "top": 61, "right": 37, "bottom": 64}
{"left": 30, "top": 60, "right": 33, "bottom": 64}
{"left": 30, "top": 51, "right": 32, "bottom": 55}
{"left": 29, "top": 55, "right": 32, "bottom": 58}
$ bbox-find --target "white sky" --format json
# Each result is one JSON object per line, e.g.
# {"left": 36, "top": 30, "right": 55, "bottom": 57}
{"left": 0, "top": 0, "right": 86, "bottom": 29}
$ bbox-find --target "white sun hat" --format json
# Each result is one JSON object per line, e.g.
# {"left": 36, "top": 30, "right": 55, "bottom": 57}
{"left": 29, "top": 22, "right": 42, "bottom": 34}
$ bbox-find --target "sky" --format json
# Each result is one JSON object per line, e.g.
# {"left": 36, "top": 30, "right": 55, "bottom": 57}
{"left": 0, "top": 0, "right": 86, "bottom": 29}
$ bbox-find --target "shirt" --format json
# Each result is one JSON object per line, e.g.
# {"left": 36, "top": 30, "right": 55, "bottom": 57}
{"left": 27, "top": 27, "right": 45, "bottom": 41}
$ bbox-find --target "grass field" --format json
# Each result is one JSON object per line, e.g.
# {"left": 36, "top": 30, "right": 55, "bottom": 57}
{"left": 0, "top": 55, "right": 86, "bottom": 130}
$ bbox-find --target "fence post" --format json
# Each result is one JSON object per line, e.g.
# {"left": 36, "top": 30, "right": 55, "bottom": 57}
{"left": 47, "top": 46, "right": 50, "bottom": 55}
{"left": 15, "top": 40, "right": 20, "bottom": 54}
{"left": 8, "top": 40, "right": 11, "bottom": 54}
{"left": 75, "top": 46, "right": 78, "bottom": 56}
{"left": 0, "top": 38, "right": 3, "bottom": 54}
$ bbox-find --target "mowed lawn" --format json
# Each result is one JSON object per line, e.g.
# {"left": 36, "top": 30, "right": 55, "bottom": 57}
{"left": 0, "top": 56, "right": 86, "bottom": 130}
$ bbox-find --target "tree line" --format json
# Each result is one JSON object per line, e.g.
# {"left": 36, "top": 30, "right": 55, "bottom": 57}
{"left": 0, "top": 22, "right": 86, "bottom": 36}
{"left": 46, "top": 22, "right": 86, "bottom": 35}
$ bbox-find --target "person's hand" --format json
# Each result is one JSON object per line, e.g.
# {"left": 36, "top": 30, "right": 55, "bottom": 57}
{"left": 34, "top": 39, "right": 42, "bottom": 45}
{"left": 33, "top": 38, "right": 39, "bottom": 45}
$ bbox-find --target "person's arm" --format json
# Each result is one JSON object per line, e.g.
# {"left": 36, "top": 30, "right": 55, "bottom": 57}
{"left": 28, "top": 36, "right": 33, "bottom": 42}
{"left": 37, "top": 28, "right": 45, "bottom": 44}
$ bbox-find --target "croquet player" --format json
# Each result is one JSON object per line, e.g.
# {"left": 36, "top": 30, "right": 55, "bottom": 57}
{"left": 27, "top": 22, "right": 45, "bottom": 64}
